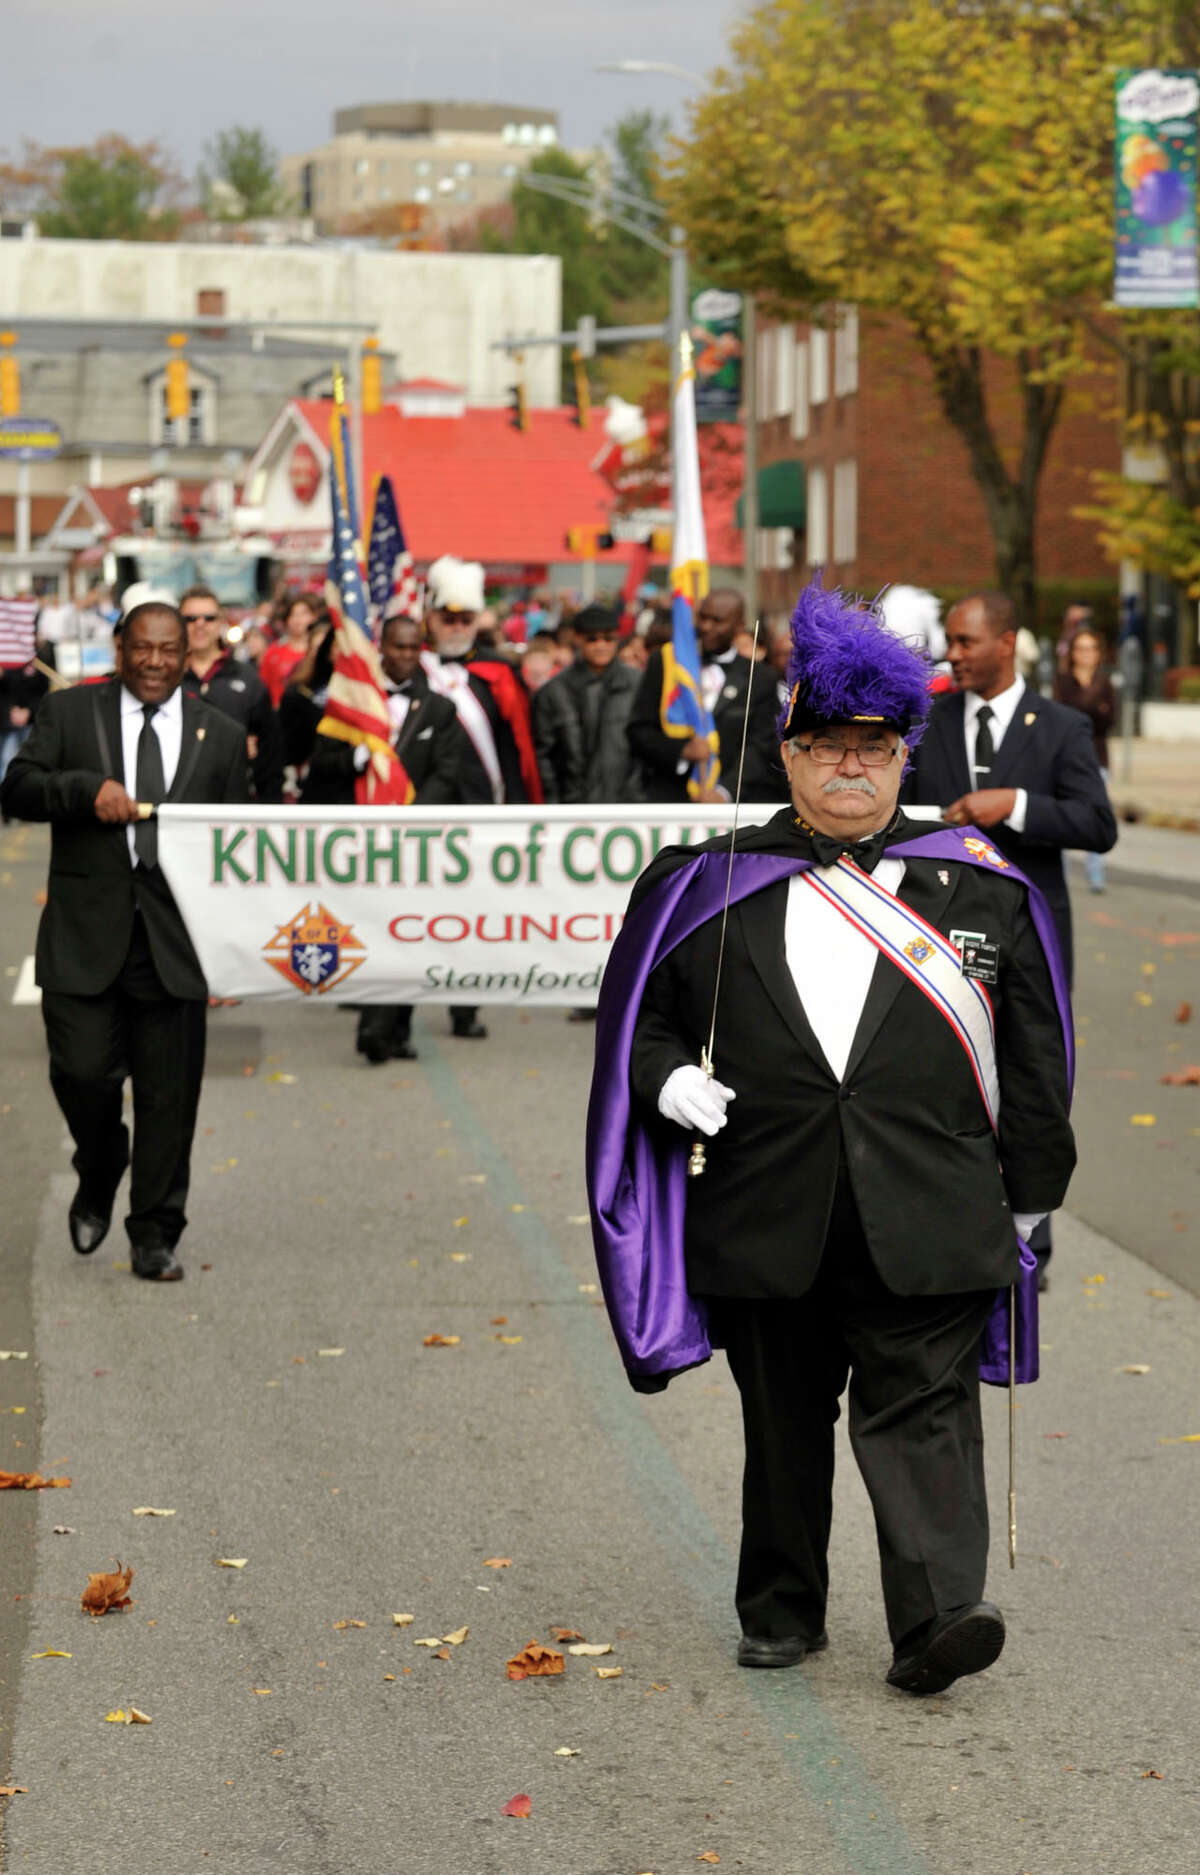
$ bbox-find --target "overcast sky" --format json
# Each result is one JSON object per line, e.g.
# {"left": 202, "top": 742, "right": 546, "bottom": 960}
{"left": 4, "top": 0, "right": 746, "bottom": 180}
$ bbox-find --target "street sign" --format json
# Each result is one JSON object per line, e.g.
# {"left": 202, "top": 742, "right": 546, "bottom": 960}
{"left": 0, "top": 416, "right": 62, "bottom": 461}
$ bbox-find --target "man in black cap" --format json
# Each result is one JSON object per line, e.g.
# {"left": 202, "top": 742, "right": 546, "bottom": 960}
{"left": 531, "top": 603, "right": 644, "bottom": 804}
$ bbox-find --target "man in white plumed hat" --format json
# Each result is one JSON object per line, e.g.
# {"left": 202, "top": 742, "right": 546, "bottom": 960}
{"left": 420, "top": 555, "right": 543, "bottom": 1039}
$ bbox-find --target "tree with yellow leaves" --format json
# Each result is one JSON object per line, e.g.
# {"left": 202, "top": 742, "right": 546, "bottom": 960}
{"left": 669, "top": 0, "right": 1195, "bottom": 631}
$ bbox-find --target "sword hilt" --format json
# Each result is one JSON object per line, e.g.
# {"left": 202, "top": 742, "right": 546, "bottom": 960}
{"left": 688, "top": 1047, "right": 715, "bottom": 1179}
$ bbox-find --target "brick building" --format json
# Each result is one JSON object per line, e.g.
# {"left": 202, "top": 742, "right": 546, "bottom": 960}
{"left": 749, "top": 309, "right": 1120, "bottom": 626}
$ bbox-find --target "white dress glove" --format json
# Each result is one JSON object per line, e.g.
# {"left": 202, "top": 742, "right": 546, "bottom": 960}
{"left": 1013, "top": 1212, "right": 1046, "bottom": 1240}
{"left": 658, "top": 1064, "right": 736, "bottom": 1137}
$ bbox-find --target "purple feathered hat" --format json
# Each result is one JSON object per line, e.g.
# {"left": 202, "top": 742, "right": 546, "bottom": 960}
{"left": 778, "top": 574, "right": 932, "bottom": 749}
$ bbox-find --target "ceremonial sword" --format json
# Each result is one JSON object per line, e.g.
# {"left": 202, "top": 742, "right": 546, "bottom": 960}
{"left": 688, "top": 615, "right": 761, "bottom": 1180}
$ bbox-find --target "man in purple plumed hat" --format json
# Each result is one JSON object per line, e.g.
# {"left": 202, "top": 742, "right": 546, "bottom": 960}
{"left": 587, "top": 576, "right": 1076, "bottom": 1696}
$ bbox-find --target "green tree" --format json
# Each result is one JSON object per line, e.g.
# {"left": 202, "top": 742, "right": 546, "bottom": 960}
{"left": 199, "top": 126, "right": 286, "bottom": 220}
{"left": 668, "top": 0, "right": 1189, "bottom": 630}
{"left": 2, "top": 136, "right": 180, "bottom": 239}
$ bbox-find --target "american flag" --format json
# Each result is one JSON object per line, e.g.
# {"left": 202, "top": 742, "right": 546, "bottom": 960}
{"left": 0, "top": 597, "right": 38, "bottom": 671}
{"left": 315, "top": 406, "right": 415, "bottom": 807}
{"left": 366, "top": 474, "right": 422, "bottom": 625}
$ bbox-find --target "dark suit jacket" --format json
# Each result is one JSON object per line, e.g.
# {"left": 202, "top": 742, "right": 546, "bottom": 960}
{"left": 626, "top": 649, "right": 787, "bottom": 803}
{"left": 902, "top": 687, "right": 1117, "bottom": 979}
{"left": 630, "top": 812, "right": 1075, "bottom": 1300}
{"left": 300, "top": 675, "right": 465, "bottom": 806}
{"left": 0, "top": 679, "right": 249, "bottom": 1000}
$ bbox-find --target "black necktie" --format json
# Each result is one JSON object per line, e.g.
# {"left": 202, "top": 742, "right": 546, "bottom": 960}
{"left": 134, "top": 703, "right": 164, "bottom": 869}
{"left": 973, "top": 703, "right": 995, "bottom": 784}
{"left": 802, "top": 823, "right": 891, "bottom": 874}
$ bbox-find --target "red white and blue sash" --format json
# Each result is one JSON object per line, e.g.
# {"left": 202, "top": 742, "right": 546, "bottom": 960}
{"left": 802, "top": 858, "right": 1000, "bottom": 1131}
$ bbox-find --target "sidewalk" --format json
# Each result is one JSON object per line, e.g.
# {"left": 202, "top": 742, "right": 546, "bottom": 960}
{"left": 1106, "top": 735, "right": 1200, "bottom": 828}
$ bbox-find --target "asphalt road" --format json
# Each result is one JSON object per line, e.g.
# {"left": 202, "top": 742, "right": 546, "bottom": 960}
{"left": 2, "top": 822, "right": 1199, "bottom": 1875}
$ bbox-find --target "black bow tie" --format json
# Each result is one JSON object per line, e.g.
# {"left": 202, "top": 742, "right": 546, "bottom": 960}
{"left": 799, "top": 821, "right": 892, "bottom": 875}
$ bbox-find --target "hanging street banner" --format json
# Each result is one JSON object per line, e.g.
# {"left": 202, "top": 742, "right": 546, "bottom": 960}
{"left": 689, "top": 287, "right": 743, "bottom": 423}
{"left": 157, "top": 803, "right": 781, "bottom": 1006}
{"left": 1114, "top": 68, "right": 1200, "bottom": 309}
{"left": 0, "top": 416, "right": 63, "bottom": 461}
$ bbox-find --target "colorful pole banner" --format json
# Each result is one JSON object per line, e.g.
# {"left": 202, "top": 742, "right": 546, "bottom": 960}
{"left": 1114, "top": 68, "right": 1199, "bottom": 309}
{"left": 689, "top": 286, "right": 743, "bottom": 423}
{"left": 156, "top": 804, "right": 781, "bottom": 1005}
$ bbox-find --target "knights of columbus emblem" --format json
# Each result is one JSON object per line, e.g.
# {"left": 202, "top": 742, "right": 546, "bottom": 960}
{"left": 963, "top": 835, "right": 1009, "bottom": 870}
{"left": 263, "top": 902, "right": 366, "bottom": 995}
{"left": 903, "top": 937, "right": 935, "bottom": 966}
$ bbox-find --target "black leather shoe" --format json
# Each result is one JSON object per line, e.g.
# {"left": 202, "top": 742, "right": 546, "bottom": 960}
{"left": 737, "top": 1631, "right": 828, "bottom": 1669}
{"left": 69, "top": 1204, "right": 112, "bottom": 1256}
{"left": 450, "top": 1019, "right": 488, "bottom": 1039}
{"left": 131, "top": 1243, "right": 184, "bottom": 1283}
{"left": 361, "top": 1036, "right": 390, "bottom": 1064}
{"left": 886, "top": 1603, "right": 1005, "bottom": 1696}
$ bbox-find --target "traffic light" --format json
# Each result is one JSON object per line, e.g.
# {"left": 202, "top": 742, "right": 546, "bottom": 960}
{"left": 165, "top": 332, "right": 190, "bottom": 423}
{"left": 572, "top": 347, "right": 591, "bottom": 429}
{"left": 0, "top": 332, "right": 19, "bottom": 418}
{"left": 362, "top": 335, "right": 382, "bottom": 415}
{"left": 508, "top": 380, "right": 528, "bottom": 432}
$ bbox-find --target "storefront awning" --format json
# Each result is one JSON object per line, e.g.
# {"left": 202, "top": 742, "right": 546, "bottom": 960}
{"left": 736, "top": 458, "right": 806, "bottom": 531}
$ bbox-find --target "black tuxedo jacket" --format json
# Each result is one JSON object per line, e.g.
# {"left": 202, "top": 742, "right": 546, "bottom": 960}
{"left": 902, "top": 687, "right": 1117, "bottom": 979}
{"left": 300, "top": 675, "right": 465, "bottom": 807}
{"left": 1, "top": 680, "right": 249, "bottom": 1000}
{"left": 630, "top": 812, "right": 1074, "bottom": 1300}
{"left": 626, "top": 649, "right": 787, "bottom": 803}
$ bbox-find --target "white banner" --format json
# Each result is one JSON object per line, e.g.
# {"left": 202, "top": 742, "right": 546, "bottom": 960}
{"left": 157, "top": 803, "right": 779, "bottom": 1005}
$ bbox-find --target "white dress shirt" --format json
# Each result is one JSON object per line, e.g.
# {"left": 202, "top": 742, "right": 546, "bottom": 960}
{"left": 120, "top": 684, "right": 182, "bottom": 865}
{"left": 784, "top": 855, "right": 906, "bottom": 1080}
{"left": 963, "top": 678, "right": 1028, "bottom": 833}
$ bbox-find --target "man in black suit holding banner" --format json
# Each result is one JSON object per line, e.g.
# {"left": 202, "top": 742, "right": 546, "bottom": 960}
{"left": 1, "top": 602, "right": 248, "bottom": 1281}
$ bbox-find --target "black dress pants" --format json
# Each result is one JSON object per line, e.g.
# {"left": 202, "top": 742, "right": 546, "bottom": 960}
{"left": 41, "top": 917, "right": 207, "bottom": 1251}
{"left": 356, "top": 1004, "right": 413, "bottom": 1053}
{"left": 707, "top": 1174, "right": 996, "bottom": 1649}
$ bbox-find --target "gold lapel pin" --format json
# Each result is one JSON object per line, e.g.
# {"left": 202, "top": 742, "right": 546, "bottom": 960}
{"left": 1023, "top": 712, "right": 1036, "bottom": 726}
{"left": 196, "top": 726, "right": 206, "bottom": 741}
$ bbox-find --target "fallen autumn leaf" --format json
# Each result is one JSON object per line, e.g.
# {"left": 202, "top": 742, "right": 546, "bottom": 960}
{"left": 0, "top": 1471, "right": 70, "bottom": 1490}
{"left": 422, "top": 1334, "right": 460, "bottom": 1348}
{"left": 483, "top": 1558, "right": 512, "bottom": 1570}
{"left": 215, "top": 1558, "right": 247, "bottom": 1569}
{"left": 131, "top": 1507, "right": 176, "bottom": 1518}
{"left": 501, "top": 1793, "right": 532, "bottom": 1818}
{"left": 441, "top": 1626, "right": 469, "bottom": 1645}
{"left": 31, "top": 1649, "right": 72, "bottom": 1659}
{"left": 595, "top": 1666, "right": 623, "bottom": 1679}
{"left": 81, "top": 1565, "right": 134, "bottom": 1616}
{"left": 567, "top": 1642, "right": 612, "bottom": 1657}
{"left": 392, "top": 1613, "right": 414, "bottom": 1627}
{"left": 506, "top": 1640, "right": 565, "bottom": 1681}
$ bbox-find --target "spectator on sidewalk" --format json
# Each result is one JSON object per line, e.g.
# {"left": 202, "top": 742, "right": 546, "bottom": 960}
{"left": 1054, "top": 625, "right": 1117, "bottom": 894}
{"left": 260, "top": 592, "right": 323, "bottom": 707}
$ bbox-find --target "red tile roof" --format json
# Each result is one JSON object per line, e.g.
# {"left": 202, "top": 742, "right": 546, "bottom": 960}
{"left": 291, "top": 399, "right": 743, "bottom": 570}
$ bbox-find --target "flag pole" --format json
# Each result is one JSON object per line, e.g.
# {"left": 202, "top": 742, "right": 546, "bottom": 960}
{"left": 1008, "top": 1281, "right": 1018, "bottom": 1568}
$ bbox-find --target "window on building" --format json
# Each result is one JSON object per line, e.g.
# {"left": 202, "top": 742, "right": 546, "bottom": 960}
{"left": 149, "top": 373, "right": 214, "bottom": 448}
{"left": 834, "top": 305, "right": 859, "bottom": 397}
{"left": 756, "top": 527, "right": 794, "bottom": 570}
{"left": 437, "top": 176, "right": 455, "bottom": 194}
{"left": 196, "top": 288, "right": 226, "bottom": 319}
{"left": 355, "top": 157, "right": 370, "bottom": 177}
{"left": 792, "top": 339, "right": 810, "bottom": 440}
{"left": 833, "top": 459, "right": 857, "bottom": 562}
{"left": 454, "top": 160, "right": 473, "bottom": 177}
{"left": 756, "top": 330, "right": 773, "bottom": 419}
{"left": 414, "top": 185, "right": 432, "bottom": 205}
{"left": 773, "top": 323, "right": 794, "bottom": 419}
{"left": 806, "top": 466, "right": 828, "bottom": 565}
{"left": 810, "top": 326, "right": 829, "bottom": 405}
{"left": 416, "top": 159, "right": 433, "bottom": 177}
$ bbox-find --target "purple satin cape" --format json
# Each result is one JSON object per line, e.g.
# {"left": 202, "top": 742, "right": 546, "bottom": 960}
{"left": 585, "top": 827, "right": 1074, "bottom": 1392}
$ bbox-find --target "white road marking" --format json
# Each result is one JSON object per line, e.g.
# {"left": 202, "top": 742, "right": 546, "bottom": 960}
{"left": 12, "top": 955, "right": 40, "bottom": 1006}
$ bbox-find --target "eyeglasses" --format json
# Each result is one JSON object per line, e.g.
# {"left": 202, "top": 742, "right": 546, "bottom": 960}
{"left": 182, "top": 611, "right": 221, "bottom": 623}
{"left": 794, "top": 738, "right": 898, "bottom": 767}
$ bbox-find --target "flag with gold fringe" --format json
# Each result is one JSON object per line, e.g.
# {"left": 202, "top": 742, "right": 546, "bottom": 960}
{"left": 659, "top": 333, "right": 718, "bottom": 799}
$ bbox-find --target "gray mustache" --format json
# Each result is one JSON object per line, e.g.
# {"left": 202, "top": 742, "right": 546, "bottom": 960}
{"left": 822, "top": 775, "right": 877, "bottom": 796}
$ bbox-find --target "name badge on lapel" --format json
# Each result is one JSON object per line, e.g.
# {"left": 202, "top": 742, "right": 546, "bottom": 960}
{"left": 949, "top": 927, "right": 999, "bottom": 985}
